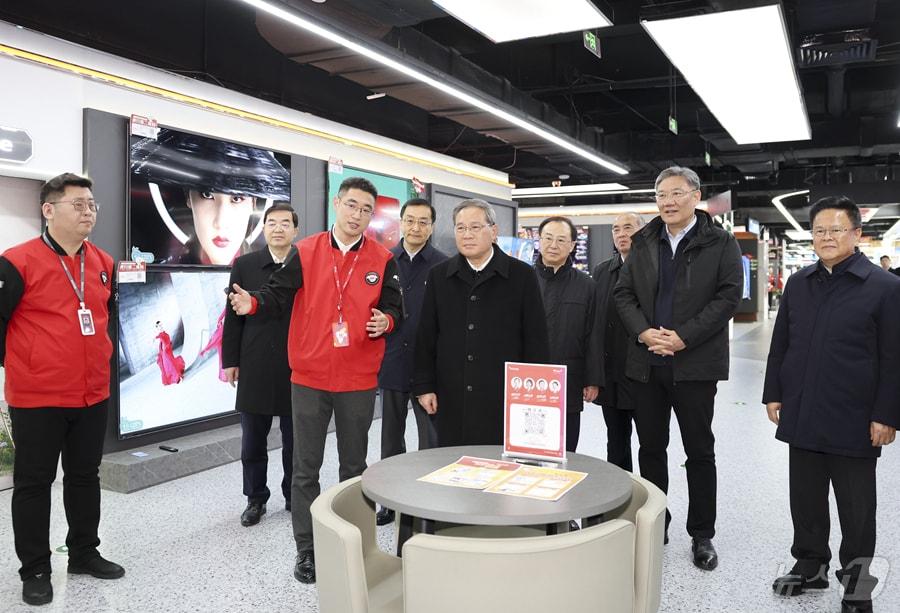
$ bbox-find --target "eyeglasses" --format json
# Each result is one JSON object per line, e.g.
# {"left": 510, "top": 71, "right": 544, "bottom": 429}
{"left": 654, "top": 189, "right": 697, "bottom": 202}
{"left": 454, "top": 223, "right": 492, "bottom": 235}
{"left": 539, "top": 235, "right": 572, "bottom": 246}
{"left": 812, "top": 226, "right": 854, "bottom": 238}
{"left": 264, "top": 220, "right": 295, "bottom": 230}
{"left": 49, "top": 199, "right": 100, "bottom": 213}
{"left": 341, "top": 200, "right": 374, "bottom": 217}
{"left": 402, "top": 217, "right": 432, "bottom": 228}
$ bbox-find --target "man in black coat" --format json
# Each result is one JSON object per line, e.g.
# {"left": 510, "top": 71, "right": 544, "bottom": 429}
{"left": 375, "top": 198, "right": 447, "bottom": 525}
{"left": 764, "top": 197, "right": 900, "bottom": 613}
{"left": 615, "top": 166, "right": 742, "bottom": 571}
{"left": 413, "top": 199, "right": 550, "bottom": 446}
{"left": 222, "top": 204, "right": 297, "bottom": 527}
{"left": 534, "top": 216, "right": 600, "bottom": 452}
{"left": 592, "top": 212, "right": 644, "bottom": 471}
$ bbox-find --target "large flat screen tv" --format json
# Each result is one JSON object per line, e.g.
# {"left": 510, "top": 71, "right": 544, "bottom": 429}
{"left": 116, "top": 267, "right": 235, "bottom": 437}
{"left": 129, "top": 126, "right": 291, "bottom": 266}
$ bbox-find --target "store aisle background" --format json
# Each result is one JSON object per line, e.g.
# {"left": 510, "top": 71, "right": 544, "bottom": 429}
{"left": 1, "top": 322, "right": 899, "bottom": 612}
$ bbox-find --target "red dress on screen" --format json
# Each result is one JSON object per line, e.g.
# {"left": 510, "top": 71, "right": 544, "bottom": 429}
{"left": 199, "top": 308, "right": 228, "bottom": 382}
{"left": 156, "top": 330, "right": 185, "bottom": 385}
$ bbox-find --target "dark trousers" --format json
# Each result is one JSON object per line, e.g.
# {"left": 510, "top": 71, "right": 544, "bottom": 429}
{"left": 631, "top": 366, "right": 717, "bottom": 538}
{"left": 10, "top": 400, "right": 108, "bottom": 580}
{"left": 601, "top": 406, "right": 634, "bottom": 472}
{"left": 379, "top": 389, "right": 438, "bottom": 457}
{"left": 291, "top": 384, "right": 375, "bottom": 552}
{"left": 566, "top": 412, "right": 581, "bottom": 453}
{"left": 789, "top": 446, "right": 877, "bottom": 601}
{"left": 241, "top": 412, "right": 293, "bottom": 505}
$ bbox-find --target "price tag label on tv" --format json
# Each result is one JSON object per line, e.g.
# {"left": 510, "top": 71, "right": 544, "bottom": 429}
{"left": 117, "top": 261, "right": 147, "bottom": 283}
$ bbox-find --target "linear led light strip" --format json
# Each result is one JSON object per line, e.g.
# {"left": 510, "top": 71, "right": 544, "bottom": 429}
{"left": 514, "top": 187, "right": 654, "bottom": 199}
{"left": 0, "top": 42, "right": 510, "bottom": 187}
{"left": 512, "top": 182, "right": 629, "bottom": 197}
{"left": 239, "top": 0, "right": 628, "bottom": 176}
{"left": 518, "top": 201, "right": 709, "bottom": 218}
{"left": 771, "top": 190, "right": 808, "bottom": 232}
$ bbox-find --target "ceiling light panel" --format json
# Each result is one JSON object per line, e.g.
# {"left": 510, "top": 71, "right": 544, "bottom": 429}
{"left": 434, "top": 0, "right": 612, "bottom": 43}
{"left": 642, "top": 4, "right": 811, "bottom": 144}
{"left": 240, "top": 0, "right": 628, "bottom": 175}
{"left": 512, "top": 183, "right": 629, "bottom": 197}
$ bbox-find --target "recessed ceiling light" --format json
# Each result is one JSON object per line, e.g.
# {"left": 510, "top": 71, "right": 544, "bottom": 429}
{"left": 240, "top": 0, "right": 628, "bottom": 175}
{"left": 642, "top": 5, "right": 810, "bottom": 144}
{"left": 434, "top": 0, "right": 612, "bottom": 43}
{"left": 366, "top": 92, "right": 386, "bottom": 100}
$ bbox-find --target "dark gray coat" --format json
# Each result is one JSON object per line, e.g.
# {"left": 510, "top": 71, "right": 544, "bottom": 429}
{"left": 535, "top": 259, "right": 601, "bottom": 412}
{"left": 614, "top": 210, "right": 743, "bottom": 382}
{"left": 412, "top": 245, "right": 550, "bottom": 446}
{"left": 762, "top": 252, "right": 900, "bottom": 458}
{"left": 378, "top": 241, "right": 448, "bottom": 392}
{"left": 222, "top": 248, "right": 293, "bottom": 416}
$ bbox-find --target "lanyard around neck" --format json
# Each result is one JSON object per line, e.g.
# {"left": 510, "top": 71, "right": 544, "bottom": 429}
{"left": 42, "top": 233, "right": 86, "bottom": 308}
{"left": 331, "top": 237, "right": 363, "bottom": 322}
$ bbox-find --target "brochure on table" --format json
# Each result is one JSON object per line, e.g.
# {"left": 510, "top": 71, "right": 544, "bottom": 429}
{"left": 418, "top": 456, "right": 587, "bottom": 502}
{"left": 503, "top": 362, "right": 567, "bottom": 463}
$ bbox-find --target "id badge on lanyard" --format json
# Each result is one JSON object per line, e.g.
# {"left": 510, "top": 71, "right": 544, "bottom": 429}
{"left": 331, "top": 239, "right": 362, "bottom": 348}
{"left": 43, "top": 234, "right": 94, "bottom": 336}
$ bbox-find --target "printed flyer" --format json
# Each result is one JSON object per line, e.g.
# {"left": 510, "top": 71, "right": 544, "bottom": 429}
{"left": 417, "top": 456, "right": 522, "bottom": 489}
{"left": 504, "top": 362, "right": 567, "bottom": 462}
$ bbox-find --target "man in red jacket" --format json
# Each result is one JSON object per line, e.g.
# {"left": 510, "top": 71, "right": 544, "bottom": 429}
{"left": 229, "top": 177, "right": 402, "bottom": 584}
{"left": 0, "top": 173, "right": 124, "bottom": 606}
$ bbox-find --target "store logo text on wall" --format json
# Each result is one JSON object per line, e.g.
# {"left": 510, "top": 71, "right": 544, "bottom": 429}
{"left": 0, "top": 126, "right": 33, "bottom": 163}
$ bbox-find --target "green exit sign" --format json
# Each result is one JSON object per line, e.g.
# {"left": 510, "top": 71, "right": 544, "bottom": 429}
{"left": 668, "top": 115, "right": 678, "bottom": 135}
{"left": 583, "top": 31, "right": 601, "bottom": 59}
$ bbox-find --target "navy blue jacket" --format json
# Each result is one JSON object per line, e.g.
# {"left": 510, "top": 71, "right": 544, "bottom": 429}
{"left": 378, "top": 241, "right": 448, "bottom": 392}
{"left": 762, "top": 252, "right": 900, "bottom": 458}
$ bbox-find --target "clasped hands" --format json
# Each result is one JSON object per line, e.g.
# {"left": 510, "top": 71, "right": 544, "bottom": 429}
{"left": 639, "top": 326, "right": 686, "bottom": 356}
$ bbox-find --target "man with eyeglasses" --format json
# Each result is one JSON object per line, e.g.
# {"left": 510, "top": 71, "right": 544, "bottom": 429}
{"left": 592, "top": 212, "right": 645, "bottom": 472}
{"left": 765, "top": 197, "right": 900, "bottom": 613}
{"left": 228, "top": 177, "right": 402, "bottom": 584}
{"left": 615, "top": 166, "right": 742, "bottom": 571}
{"left": 374, "top": 198, "right": 447, "bottom": 526}
{"left": 533, "top": 216, "right": 600, "bottom": 455}
{"left": 0, "top": 173, "right": 124, "bottom": 605}
{"left": 413, "top": 199, "right": 549, "bottom": 447}
{"left": 222, "top": 204, "right": 299, "bottom": 528}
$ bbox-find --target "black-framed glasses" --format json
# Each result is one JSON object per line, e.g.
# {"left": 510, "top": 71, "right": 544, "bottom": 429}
{"left": 341, "top": 200, "right": 374, "bottom": 217}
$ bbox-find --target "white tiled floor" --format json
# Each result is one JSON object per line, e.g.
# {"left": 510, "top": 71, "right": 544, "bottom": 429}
{"left": 1, "top": 321, "right": 899, "bottom": 612}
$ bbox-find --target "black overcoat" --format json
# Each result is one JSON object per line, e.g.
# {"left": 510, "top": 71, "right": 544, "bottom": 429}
{"left": 762, "top": 252, "right": 900, "bottom": 458}
{"left": 378, "top": 241, "right": 448, "bottom": 392}
{"left": 222, "top": 248, "right": 293, "bottom": 416}
{"left": 535, "top": 259, "right": 602, "bottom": 413}
{"left": 592, "top": 255, "right": 633, "bottom": 409}
{"left": 412, "top": 245, "right": 550, "bottom": 446}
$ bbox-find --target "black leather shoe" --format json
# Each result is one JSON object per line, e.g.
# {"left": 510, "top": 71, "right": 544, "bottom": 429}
{"left": 68, "top": 556, "right": 125, "bottom": 579}
{"left": 841, "top": 600, "right": 873, "bottom": 613}
{"left": 294, "top": 550, "right": 316, "bottom": 584}
{"left": 375, "top": 507, "right": 395, "bottom": 526}
{"left": 772, "top": 572, "right": 829, "bottom": 596}
{"left": 22, "top": 573, "right": 52, "bottom": 606}
{"left": 240, "top": 501, "right": 266, "bottom": 527}
{"left": 691, "top": 537, "right": 718, "bottom": 571}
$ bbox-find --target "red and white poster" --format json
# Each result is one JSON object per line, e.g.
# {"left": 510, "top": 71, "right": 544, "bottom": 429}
{"left": 503, "top": 362, "right": 567, "bottom": 463}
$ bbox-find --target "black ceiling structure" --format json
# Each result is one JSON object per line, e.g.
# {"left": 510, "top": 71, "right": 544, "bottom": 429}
{"left": 2, "top": 0, "right": 899, "bottom": 237}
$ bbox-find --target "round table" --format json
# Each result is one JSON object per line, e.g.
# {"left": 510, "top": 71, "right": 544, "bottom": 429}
{"left": 362, "top": 445, "right": 633, "bottom": 554}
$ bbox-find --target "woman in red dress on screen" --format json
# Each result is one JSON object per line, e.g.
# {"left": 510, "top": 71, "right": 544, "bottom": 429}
{"left": 155, "top": 321, "right": 185, "bottom": 385}
{"left": 199, "top": 308, "right": 228, "bottom": 382}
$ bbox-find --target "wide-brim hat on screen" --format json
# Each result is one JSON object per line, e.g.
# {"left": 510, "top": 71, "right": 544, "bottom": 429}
{"left": 131, "top": 128, "right": 290, "bottom": 201}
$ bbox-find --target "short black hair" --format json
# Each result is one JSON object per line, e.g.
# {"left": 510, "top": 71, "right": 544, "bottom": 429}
{"left": 538, "top": 216, "right": 578, "bottom": 242}
{"left": 40, "top": 173, "right": 93, "bottom": 206}
{"left": 808, "top": 196, "right": 862, "bottom": 229}
{"left": 400, "top": 197, "right": 436, "bottom": 223}
{"left": 263, "top": 203, "right": 298, "bottom": 227}
{"left": 880, "top": 255, "right": 891, "bottom": 261}
{"left": 337, "top": 177, "right": 378, "bottom": 201}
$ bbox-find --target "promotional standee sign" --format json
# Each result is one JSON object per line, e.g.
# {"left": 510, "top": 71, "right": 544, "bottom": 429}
{"left": 503, "top": 362, "right": 568, "bottom": 463}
